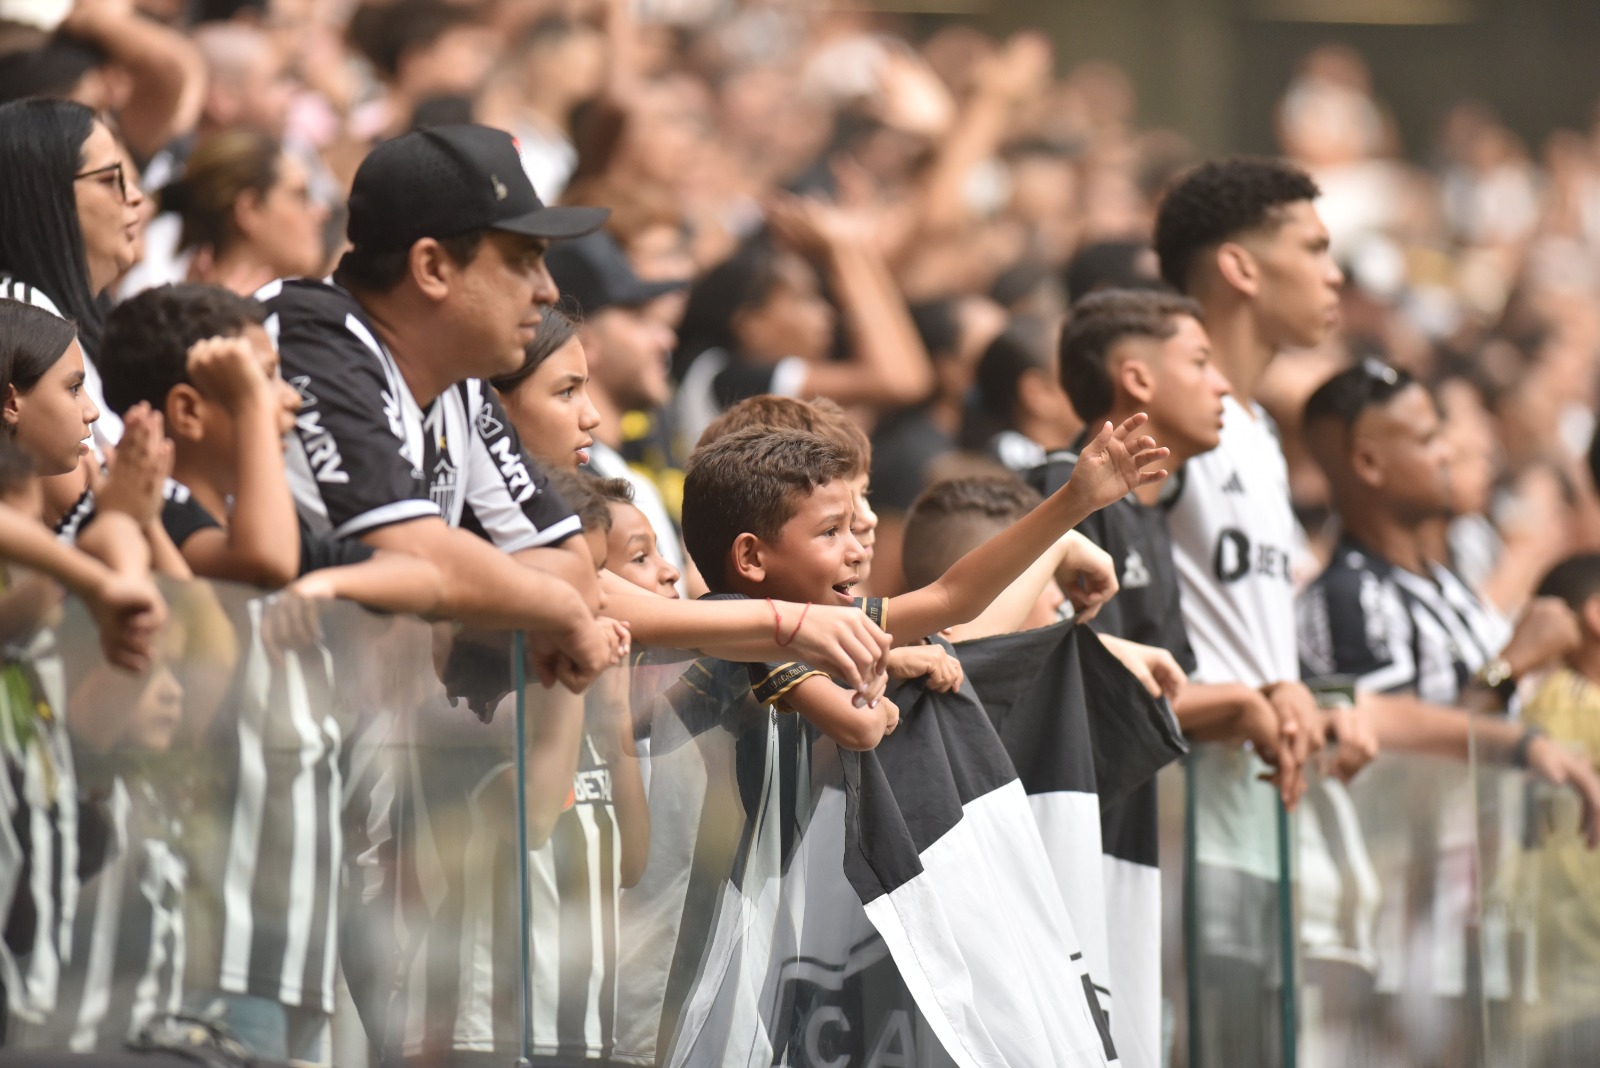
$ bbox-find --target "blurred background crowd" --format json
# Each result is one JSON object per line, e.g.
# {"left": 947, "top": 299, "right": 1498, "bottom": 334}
{"left": 2, "top": 0, "right": 1598, "bottom": 605}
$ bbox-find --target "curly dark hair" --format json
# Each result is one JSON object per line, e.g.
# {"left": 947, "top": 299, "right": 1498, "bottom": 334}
{"left": 1153, "top": 158, "right": 1320, "bottom": 292}
{"left": 100, "top": 284, "right": 266, "bottom": 416}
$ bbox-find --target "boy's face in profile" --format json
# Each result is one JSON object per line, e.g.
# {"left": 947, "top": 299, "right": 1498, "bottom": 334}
{"left": 744, "top": 479, "right": 864, "bottom": 606}
{"left": 847, "top": 470, "right": 877, "bottom": 582}
{"left": 1138, "top": 314, "right": 1230, "bottom": 461}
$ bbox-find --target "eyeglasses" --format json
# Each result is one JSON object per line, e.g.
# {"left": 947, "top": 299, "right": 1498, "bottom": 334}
{"left": 74, "top": 161, "right": 129, "bottom": 203}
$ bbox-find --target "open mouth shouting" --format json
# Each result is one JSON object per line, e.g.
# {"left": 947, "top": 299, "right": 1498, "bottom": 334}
{"left": 831, "top": 578, "right": 858, "bottom": 605}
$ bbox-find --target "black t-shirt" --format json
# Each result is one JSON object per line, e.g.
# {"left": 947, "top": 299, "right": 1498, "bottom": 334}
{"left": 1027, "top": 449, "right": 1197, "bottom": 674}
{"left": 160, "top": 479, "right": 375, "bottom": 577}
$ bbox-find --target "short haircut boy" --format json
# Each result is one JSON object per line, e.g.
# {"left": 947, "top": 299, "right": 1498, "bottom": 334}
{"left": 1059, "top": 288, "right": 1204, "bottom": 424}
{"left": 1537, "top": 553, "right": 1600, "bottom": 618}
{"left": 901, "top": 475, "right": 1042, "bottom": 590}
{"left": 1153, "top": 158, "right": 1321, "bottom": 292}
{"left": 99, "top": 283, "right": 266, "bottom": 416}
{"left": 695, "top": 395, "right": 869, "bottom": 475}
{"left": 682, "top": 426, "right": 851, "bottom": 590}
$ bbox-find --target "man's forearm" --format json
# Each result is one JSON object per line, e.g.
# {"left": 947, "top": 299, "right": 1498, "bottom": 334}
{"left": 1362, "top": 693, "right": 1522, "bottom": 763}
{"left": 364, "top": 521, "right": 589, "bottom": 633}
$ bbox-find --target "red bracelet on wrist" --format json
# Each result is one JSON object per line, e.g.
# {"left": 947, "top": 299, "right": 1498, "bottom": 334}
{"left": 779, "top": 602, "right": 811, "bottom": 647}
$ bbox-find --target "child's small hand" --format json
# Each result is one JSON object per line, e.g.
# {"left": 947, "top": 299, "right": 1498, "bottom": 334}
{"left": 878, "top": 694, "right": 900, "bottom": 737}
{"left": 1100, "top": 634, "right": 1186, "bottom": 702}
{"left": 88, "top": 571, "right": 166, "bottom": 672}
{"left": 96, "top": 404, "right": 172, "bottom": 527}
{"left": 186, "top": 335, "right": 268, "bottom": 414}
{"left": 886, "top": 642, "right": 965, "bottom": 693}
{"left": 1058, "top": 531, "right": 1117, "bottom": 623}
{"left": 1066, "top": 413, "right": 1169, "bottom": 513}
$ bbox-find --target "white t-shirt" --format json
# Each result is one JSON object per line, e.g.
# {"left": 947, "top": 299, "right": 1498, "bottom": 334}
{"left": 1166, "top": 395, "right": 1300, "bottom": 882}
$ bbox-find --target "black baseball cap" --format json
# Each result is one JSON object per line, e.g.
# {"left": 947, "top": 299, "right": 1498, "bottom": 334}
{"left": 545, "top": 231, "right": 688, "bottom": 316}
{"left": 346, "top": 124, "right": 608, "bottom": 251}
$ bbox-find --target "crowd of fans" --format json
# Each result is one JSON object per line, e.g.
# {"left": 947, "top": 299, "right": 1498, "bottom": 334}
{"left": 5, "top": 0, "right": 1600, "bottom": 1063}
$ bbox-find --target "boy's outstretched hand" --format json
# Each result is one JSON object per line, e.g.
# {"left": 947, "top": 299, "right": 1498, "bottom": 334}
{"left": 1065, "top": 413, "right": 1168, "bottom": 513}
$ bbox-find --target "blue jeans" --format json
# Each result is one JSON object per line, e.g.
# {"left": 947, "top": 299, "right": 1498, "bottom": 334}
{"left": 182, "top": 990, "right": 329, "bottom": 1065}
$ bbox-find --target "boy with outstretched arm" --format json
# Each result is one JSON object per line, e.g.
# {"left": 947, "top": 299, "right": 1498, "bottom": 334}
{"left": 679, "top": 415, "right": 1167, "bottom": 750}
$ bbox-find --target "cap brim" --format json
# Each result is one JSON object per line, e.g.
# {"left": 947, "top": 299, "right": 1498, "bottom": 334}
{"left": 494, "top": 204, "right": 611, "bottom": 241}
{"left": 615, "top": 276, "right": 692, "bottom": 308}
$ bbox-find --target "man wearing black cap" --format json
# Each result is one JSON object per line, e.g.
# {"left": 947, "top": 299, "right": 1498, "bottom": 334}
{"left": 259, "top": 122, "right": 623, "bottom": 688}
{"left": 261, "top": 125, "right": 892, "bottom": 692}
{"left": 546, "top": 229, "right": 689, "bottom": 589}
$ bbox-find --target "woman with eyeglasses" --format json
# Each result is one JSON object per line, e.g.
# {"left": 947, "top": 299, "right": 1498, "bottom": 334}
{"left": 0, "top": 98, "right": 147, "bottom": 452}
{"left": 163, "top": 129, "right": 330, "bottom": 296}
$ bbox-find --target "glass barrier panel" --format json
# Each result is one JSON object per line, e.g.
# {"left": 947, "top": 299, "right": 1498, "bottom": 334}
{"left": 1181, "top": 742, "right": 1292, "bottom": 1067}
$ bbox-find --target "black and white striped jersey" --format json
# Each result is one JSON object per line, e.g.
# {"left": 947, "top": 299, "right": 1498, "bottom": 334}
{"left": 257, "top": 278, "right": 579, "bottom": 551}
{"left": 1298, "top": 534, "right": 1508, "bottom": 705}
{"left": 15, "top": 773, "right": 186, "bottom": 1052}
{"left": 447, "top": 729, "right": 628, "bottom": 1062}
{"left": 0, "top": 644, "right": 80, "bottom": 1031}
{"left": 184, "top": 598, "right": 344, "bottom": 1016}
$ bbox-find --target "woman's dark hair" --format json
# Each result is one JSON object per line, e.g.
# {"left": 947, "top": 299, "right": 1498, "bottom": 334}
{"left": 0, "top": 99, "right": 102, "bottom": 357}
{"left": 162, "top": 129, "right": 283, "bottom": 257}
{"left": 974, "top": 315, "right": 1055, "bottom": 430}
{"left": 0, "top": 298, "right": 77, "bottom": 398}
{"left": 489, "top": 303, "right": 580, "bottom": 393}
{"left": 673, "top": 236, "right": 789, "bottom": 376}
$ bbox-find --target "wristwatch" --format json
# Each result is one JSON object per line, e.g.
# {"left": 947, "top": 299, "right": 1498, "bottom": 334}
{"left": 1473, "top": 656, "right": 1517, "bottom": 703}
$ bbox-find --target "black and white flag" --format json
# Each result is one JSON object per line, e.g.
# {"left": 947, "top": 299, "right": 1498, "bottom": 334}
{"left": 842, "top": 636, "right": 1120, "bottom": 1068}
{"left": 958, "top": 622, "right": 1186, "bottom": 1068}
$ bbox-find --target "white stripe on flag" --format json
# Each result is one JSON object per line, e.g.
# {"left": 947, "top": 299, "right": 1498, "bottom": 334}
{"left": 861, "top": 779, "right": 1114, "bottom": 1068}
{"left": 1101, "top": 854, "right": 1162, "bottom": 1068}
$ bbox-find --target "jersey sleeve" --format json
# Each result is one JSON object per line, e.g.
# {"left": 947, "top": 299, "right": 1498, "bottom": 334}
{"left": 457, "top": 382, "right": 581, "bottom": 552}
{"left": 160, "top": 482, "right": 223, "bottom": 548}
{"left": 262, "top": 282, "right": 438, "bottom": 540}
{"left": 1298, "top": 564, "right": 1415, "bottom": 693}
{"left": 296, "top": 515, "right": 376, "bottom": 575}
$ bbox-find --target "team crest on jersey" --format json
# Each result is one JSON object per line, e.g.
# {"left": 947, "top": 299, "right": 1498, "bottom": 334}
{"left": 430, "top": 451, "right": 459, "bottom": 518}
{"left": 1122, "top": 548, "right": 1151, "bottom": 589}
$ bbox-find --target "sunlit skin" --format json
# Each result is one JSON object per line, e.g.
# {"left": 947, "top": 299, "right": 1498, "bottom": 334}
{"left": 728, "top": 479, "right": 864, "bottom": 606}
{"left": 74, "top": 122, "right": 145, "bottom": 295}
{"left": 185, "top": 325, "right": 302, "bottom": 499}
{"left": 1235, "top": 200, "right": 1344, "bottom": 351}
{"left": 496, "top": 337, "right": 601, "bottom": 470}
{"left": 238, "top": 153, "right": 328, "bottom": 279}
{"left": 446, "top": 232, "right": 559, "bottom": 380}
{"left": 4, "top": 340, "right": 99, "bottom": 476}
{"left": 846, "top": 470, "right": 878, "bottom": 582}
{"left": 1112, "top": 314, "right": 1231, "bottom": 468}
{"left": 604, "top": 500, "right": 681, "bottom": 599}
